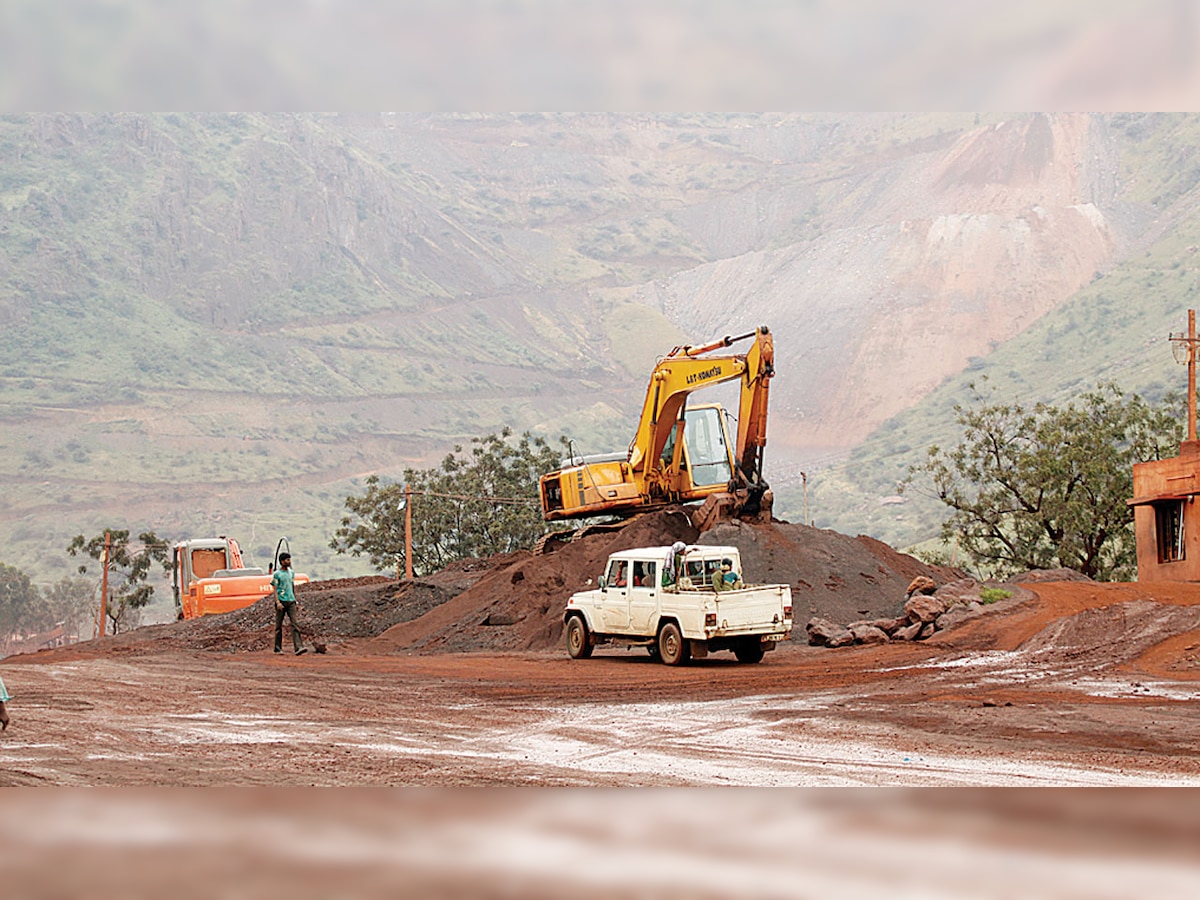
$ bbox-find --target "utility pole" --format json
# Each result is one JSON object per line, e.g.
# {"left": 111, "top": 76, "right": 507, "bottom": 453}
{"left": 405, "top": 483, "right": 414, "bottom": 581}
{"left": 1170, "top": 309, "right": 1200, "bottom": 443}
{"left": 98, "top": 530, "right": 111, "bottom": 638}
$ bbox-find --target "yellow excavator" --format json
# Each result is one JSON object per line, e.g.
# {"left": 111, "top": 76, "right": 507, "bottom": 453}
{"left": 540, "top": 326, "right": 774, "bottom": 532}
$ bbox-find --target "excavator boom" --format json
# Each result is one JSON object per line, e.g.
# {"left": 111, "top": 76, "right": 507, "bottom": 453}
{"left": 540, "top": 326, "right": 774, "bottom": 529}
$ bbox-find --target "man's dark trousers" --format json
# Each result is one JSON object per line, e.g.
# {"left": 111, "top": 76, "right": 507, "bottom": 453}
{"left": 275, "top": 601, "right": 302, "bottom": 652}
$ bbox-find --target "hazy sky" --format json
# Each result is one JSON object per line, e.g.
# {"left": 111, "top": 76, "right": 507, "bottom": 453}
{"left": 0, "top": 0, "right": 1195, "bottom": 109}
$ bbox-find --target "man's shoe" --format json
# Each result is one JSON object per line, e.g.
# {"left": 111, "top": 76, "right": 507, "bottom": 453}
{"left": 274, "top": 649, "right": 282, "bottom": 654}
{"left": 295, "top": 647, "right": 308, "bottom": 656}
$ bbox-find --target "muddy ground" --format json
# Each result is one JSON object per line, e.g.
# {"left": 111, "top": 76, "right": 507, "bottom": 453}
{"left": 5, "top": 613, "right": 1200, "bottom": 788}
{"left": 3, "top": 509, "right": 1200, "bottom": 789}
{"left": 6, "top": 526, "right": 1200, "bottom": 896}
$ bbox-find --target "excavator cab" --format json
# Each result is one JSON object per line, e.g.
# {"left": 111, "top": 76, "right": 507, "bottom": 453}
{"left": 173, "top": 538, "right": 243, "bottom": 617}
{"left": 681, "top": 404, "right": 733, "bottom": 487}
{"left": 172, "top": 536, "right": 308, "bottom": 619}
{"left": 541, "top": 402, "right": 737, "bottom": 520}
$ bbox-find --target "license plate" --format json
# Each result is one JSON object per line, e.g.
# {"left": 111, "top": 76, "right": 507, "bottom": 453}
{"left": 763, "top": 633, "right": 785, "bottom": 642}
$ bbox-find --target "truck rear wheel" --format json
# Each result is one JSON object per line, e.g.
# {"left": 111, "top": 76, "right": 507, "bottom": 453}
{"left": 657, "top": 621, "right": 690, "bottom": 666}
{"left": 734, "top": 640, "right": 765, "bottom": 664}
{"left": 566, "top": 616, "right": 593, "bottom": 659}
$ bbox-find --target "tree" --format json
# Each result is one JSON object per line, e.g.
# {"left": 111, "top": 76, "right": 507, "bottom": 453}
{"left": 331, "top": 428, "right": 564, "bottom": 575}
{"left": 43, "top": 576, "right": 98, "bottom": 640}
{"left": 67, "top": 530, "right": 171, "bottom": 635}
{"left": 904, "top": 384, "right": 1182, "bottom": 581}
{"left": 0, "top": 561, "right": 51, "bottom": 641}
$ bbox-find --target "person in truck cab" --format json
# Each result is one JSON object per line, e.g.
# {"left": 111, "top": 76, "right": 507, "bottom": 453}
{"left": 612, "top": 561, "right": 628, "bottom": 587}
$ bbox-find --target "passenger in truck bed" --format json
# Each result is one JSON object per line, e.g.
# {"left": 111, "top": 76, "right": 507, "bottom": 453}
{"left": 713, "top": 559, "right": 743, "bottom": 592}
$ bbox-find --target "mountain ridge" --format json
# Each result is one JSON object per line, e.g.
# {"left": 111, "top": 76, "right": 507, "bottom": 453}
{"left": 1, "top": 112, "right": 1197, "bottom": 586}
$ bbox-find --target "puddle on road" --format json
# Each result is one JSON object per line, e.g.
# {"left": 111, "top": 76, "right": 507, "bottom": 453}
{"left": 1068, "top": 678, "right": 1200, "bottom": 701}
{"left": 129, "top": 695, "right": 1200, "bottom": 787}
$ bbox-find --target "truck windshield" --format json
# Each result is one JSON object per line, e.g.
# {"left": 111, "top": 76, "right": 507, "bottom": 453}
{"left": 685, "top": 407, "right": 733, "bottom": 486}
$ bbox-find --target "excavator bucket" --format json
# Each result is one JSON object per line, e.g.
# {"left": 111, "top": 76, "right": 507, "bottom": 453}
{"left": 690, "top": 487, "right": 774, "bottom": 533}
{"left": 690, "top": 492, "right": 739, "bottom": 532}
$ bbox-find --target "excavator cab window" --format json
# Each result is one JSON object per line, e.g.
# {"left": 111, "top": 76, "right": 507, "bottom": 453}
{"left": 190, "top": 548, "right": 228, "bottom": 581}
{"left": 660, "top": 428, "right": 679, "bottom": 468}
{"left": 684, "top": 407, "right": 733, "bottom": 487}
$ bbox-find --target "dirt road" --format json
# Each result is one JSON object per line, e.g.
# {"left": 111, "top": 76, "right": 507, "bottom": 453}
{"left": 5, "top": 587, "right": 1200, "bottom": 787}
{"left": 7, "top": 569, "right": 1200, "bottom": 897}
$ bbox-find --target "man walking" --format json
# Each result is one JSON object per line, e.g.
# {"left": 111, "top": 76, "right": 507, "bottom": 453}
{"left": 272, "top": 552, "right": 307, "bottom": 655}
{"left": 0, "top": 675, "right": 10, "bottom": 731}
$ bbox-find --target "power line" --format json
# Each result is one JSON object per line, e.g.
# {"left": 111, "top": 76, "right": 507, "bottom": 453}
{"left": 409, "top": 489, "right": 538, "bottom": 505}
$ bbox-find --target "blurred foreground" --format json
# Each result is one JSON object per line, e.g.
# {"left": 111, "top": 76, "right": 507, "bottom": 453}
{"left": 1, "top": 789, "right": 1198, "bottom": 899}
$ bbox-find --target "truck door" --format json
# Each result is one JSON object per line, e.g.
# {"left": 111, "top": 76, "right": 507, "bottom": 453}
{"left": 600, "top": 559, "right": 630, "bottom": 631}
{"left": 628, "top": 560, "right": 658, "bottom": 633}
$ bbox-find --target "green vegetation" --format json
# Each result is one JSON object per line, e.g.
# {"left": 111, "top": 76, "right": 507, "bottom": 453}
{"left": 979, "top": 588, "right": 1012, "bottom": 604}
{"left": 904, "top": 385, "right": 1181, "bottom": 581}
{"left": 67, "top": 529, "right": 172, "bottom": 634}
{"left": 331, "top": 429, "right": 564, "bottom": 575}
{"left": 0, "top": 561, "right": 42, "bottom": 640}
{"left": 0, "top": 562, "right": 94, "bottom": 648}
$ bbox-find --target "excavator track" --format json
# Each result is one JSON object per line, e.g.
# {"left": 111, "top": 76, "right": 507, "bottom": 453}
{"left": 533, "top": 518, "right": 637, "bottom": 555}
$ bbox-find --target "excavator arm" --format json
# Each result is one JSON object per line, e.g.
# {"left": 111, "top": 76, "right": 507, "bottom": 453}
{"left": 734, "top": 327, "right": 773, "bottom": 485}
{"left": 538, "top": 325, "right": 775, "bottom": 528}
{"left": 629, "top": 327, "right": 774, "bottom": 486}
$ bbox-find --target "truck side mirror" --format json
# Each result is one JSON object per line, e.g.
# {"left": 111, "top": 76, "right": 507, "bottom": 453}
{"left": 598, "top": 575, "right": 607, "bottom": 590}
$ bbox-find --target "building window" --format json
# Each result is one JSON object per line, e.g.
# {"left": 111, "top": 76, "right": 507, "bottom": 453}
{"left": 1155, "top": 500, "right": 1186, "bottom": 563}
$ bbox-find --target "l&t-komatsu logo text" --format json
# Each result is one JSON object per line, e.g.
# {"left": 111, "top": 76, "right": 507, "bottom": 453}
{"left": 686, "top": 365, "right": 724, "bottom": 386}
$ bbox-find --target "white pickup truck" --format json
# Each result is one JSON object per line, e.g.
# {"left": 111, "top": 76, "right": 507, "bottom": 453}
{"left": 563, "top": 544, "right": 792, "bottom": 665}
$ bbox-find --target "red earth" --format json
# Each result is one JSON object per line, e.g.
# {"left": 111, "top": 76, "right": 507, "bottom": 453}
{"left": 3, "top": 513, "right": 1200, "bottom": 789}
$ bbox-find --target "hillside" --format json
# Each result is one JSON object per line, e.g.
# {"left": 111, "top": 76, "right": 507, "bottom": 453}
{"left": 0, "top": 112, "right": 1197, "bottom": 586}
{"left": 803, "top": 114, "right": 1200, "bottom": 551}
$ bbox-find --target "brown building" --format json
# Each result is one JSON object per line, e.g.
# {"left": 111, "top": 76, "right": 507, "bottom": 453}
{"left": 1131, "top": 441, "right": 1200, "bottom": 581}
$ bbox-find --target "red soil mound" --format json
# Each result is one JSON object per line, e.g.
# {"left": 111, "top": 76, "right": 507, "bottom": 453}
{"left": 364, "top": 509, "right": 698, "bottom": 654}
{"left": 12, "top": 511, "right": 1015, "bottom": 661}
{"left": 921, "top": 580, "right": 1200, "bottom": 679}
{"left": 698, "top": 520, "right": 964, "bottom": 625}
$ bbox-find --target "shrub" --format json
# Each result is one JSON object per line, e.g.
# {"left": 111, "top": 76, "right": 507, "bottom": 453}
{"left": 979, "top": 587, "right": 1012, "bottom": 605}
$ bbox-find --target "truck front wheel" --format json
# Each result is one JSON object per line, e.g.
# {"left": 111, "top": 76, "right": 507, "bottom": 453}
{"left": 566, "top": 616, "right": 593, "bottom": 659}
{"left": 657, "top": 621, "right": 691, "bottom": 666}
